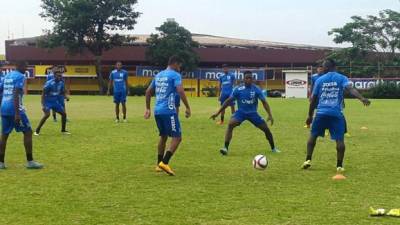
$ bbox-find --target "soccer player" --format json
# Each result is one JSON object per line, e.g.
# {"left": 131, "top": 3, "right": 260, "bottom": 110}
{"left": 216, "top": 64, "right": 236, "bottom": 125}
{"left": 210, "top": 71, "right": 280, "bottom": 155}
{"left": 302, "top": 59, "right": 370, "bottom": 173}
{"left": 144, "top": 56, "right": 191, "bottom": 176}
{"left": 310, "top": 64, "right": 324, "bottom": 96}
{"left": 45, "top": 66, "right": 58, "bottom": 122}
{"left": 34, "top": 67, "right": 70, "bottom": 135}
{"left": 0, "top": 61, "right": 43, "bottom": 169}
{"left": 107, "top": 62, "right": 129, "bottom": 123}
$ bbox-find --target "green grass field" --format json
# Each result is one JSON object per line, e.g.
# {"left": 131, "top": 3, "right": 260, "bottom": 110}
{"left": 0, "top": 96, "right": 399, "bottom": 225}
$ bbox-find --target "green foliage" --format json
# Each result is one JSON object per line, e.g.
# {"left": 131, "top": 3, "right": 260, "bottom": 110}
{"left": 39, "top": 0, "right": 140, "bottom": 93}
{"left": 328, "top": 9, "right": 400, "bottom": 77}
{"left": 201, "top": 86, "right": 217, "bottom": 97}
{"left": 365, "top": 83, "right": 400, "bottom": 99}
{"left": 129, "top": 85, "right": 148, "bottom": 96}
{"left": 146, "top": 20, "right": 200, "bottom": 72}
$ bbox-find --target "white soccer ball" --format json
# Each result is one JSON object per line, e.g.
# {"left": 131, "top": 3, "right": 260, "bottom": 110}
{"left": 252, "top": 155, "right": 268, "bottom": 170}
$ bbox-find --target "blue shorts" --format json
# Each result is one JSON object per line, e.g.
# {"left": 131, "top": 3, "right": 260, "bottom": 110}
{"left": 114, "top": 92, "right": 127, "bottom": 104}
{"left": 220, "top": 93, "right": 234, "bottom": 106}
{"left": 311, "top": 114, "right": 345, "bottom": 141}
{"left": 175, "top": 95, "right": 181, "bottom": 108}
{"left": 2, "top": 113, "right": 32, "bottom": 135}
{"left": 44, "top": 100, "right": 65, "bottom": 113}
{"left": 57, "top": 96, "right": 65, "bottom": 107}
{"left": 155, "top": 114, "right": 181, "bottom": 137}
{"left": 232, "top": 111, "right": 265, "bottom": 127}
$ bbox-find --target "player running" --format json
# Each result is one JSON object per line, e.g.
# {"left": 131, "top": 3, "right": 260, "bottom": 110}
{"left": 34, "top": 67, "right": 70, "bottom": 135}
{"left": 145, "top": 56, "right": 191, "bottom": 176}
{"left": 211, "top": 71, "right": 280, "bottom": 155}
{"left": 107, "top": 62, "right": 129, "bottom": 123}
{"left": 302, "top": 59, "right": 370, "bottom": 173}
{"left": 216, "top": 64, "right": 236, "bottom": 125}
{"left": 0, "top": 61, "right": 43, "bottom": 169}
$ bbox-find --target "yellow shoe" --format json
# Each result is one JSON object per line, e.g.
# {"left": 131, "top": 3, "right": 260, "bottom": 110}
{"left": 369, "top": 207, "right": 386, "bottom": 216}
{"left": 325, "top": 130, "right": 329, "bottom": 136}
{"left": 387, "top": 209, "right": 400, "bottom": 217}
{"left": 155, "top": 166, "right": 163, "bottom": 172}
{"left": 158, "top": 162, "right": 175, "bottom": 176}
{"left": 216, "top": 121, "right": 224, "bottom": 125}
{"left": 345, "top": 133, "right": 351, "bottom": 138}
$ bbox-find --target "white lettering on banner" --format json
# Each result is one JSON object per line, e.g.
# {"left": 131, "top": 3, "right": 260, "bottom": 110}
{"left": 142, "top": 69, "right": 161, "bottom": 77}
{"left": 349, "top": 79, "right": 400, "bottom": 90}
{"left": 205, "top": 71, "right": 225, "bottom": 80}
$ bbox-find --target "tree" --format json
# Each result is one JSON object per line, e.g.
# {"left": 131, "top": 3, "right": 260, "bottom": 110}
{"left": 39, "top": 0, "right": 140, "bottom": 93}
{"left": 328, "top": 9, "right": 400, "bottom": 77}
{"left": 146, "top": 20, "right": 200, "bottom": 72}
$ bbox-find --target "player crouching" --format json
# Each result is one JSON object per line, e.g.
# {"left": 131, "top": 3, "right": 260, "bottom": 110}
{"left": 34, "top": 66, "right": 70, "bottom": 136}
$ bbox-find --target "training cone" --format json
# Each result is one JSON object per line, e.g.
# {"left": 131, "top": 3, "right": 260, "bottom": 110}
{"left": 332, "top": 174, "right": 346, "bottom": 180}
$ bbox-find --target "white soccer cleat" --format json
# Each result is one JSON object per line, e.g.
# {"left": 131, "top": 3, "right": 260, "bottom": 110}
{"left": 33, "top": 132, "right": 40, "bottom": 136}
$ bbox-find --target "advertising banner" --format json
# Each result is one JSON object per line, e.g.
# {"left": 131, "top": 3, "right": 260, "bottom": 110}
{"left": 136, "top": 66, "right": 266, "bottom": 81}
{"left": 35, "top": 65, "right": 97, "bottom": 77}
{"left": 284, "top": 70, "right": 308, "bottom": 98}
{"left": 349, "top": 78, "right": 400, "bottom": 90}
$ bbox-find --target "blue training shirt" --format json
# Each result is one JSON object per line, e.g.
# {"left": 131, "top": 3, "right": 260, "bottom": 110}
{"left": 231, "top": 84, "right": 266, "bottom": 114}
{"left": 43, "top": 79, "right": 65, "bottom": 103}
{"left": 1, "top": 71, "right": 26, "bottom": 116}
{"left": 219, "top": 73, "right": 236, "bottom": 95}
{"left": 109, "top": 69, "right": 128, "bottom": 93}
{"left": 312, "top": 71, "right": 350, "bottom": 118}
{"left": 311, "top": 73, "right": 324, "bottom": 86}
{"left": 46, "top": 73, "right": 55, "bottom": 81}
{"left": 150, "top": 68, "right": 182, "bottom": 115}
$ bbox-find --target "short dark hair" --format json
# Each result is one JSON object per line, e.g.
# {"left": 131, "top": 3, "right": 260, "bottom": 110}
{"left": 244, "top": 71, "right": 253, "bottom": 77}
{"left": 323, "top": 59, "right": 336, "bottom": 69}
{"left": 168, "top": 55, "right": 182, "bottom": 65}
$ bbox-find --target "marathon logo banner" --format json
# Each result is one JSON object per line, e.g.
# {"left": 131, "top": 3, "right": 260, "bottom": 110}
{"left": 349, "top": 78, "right": 400, "bottom": 90}
{"left": 136, "top": 66, "right": 266, "bottom": 81}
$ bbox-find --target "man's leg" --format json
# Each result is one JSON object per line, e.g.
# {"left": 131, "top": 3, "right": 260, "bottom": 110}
{"left": 23, "top": 130, "right": 33, "bottom": 162}
{"left": 115, "top": 103, "right": 120, "bottom": 121}
{"left": 0, "top": 134, "right": 10, "bottom": 167}
{"left": 58, "top": 111, "right": 68, "bottom": 133}
{"left": 35, "top": 111, "right": 51, "bottom": 134}
{"left": 221, "top": 118, "right": 241, "bottom": 155}
{"left": 230, "top": 105, "right": 236, "bottom": 114}
{"left": 24, "top": 130, "right": 43, "bottom": 169}
{"left": 122, "top": 102, "right": 127, "bottom": 120}
{"left": 220, "top": 109, "right": 226, "bottom": 123}
{"left": 52, "top": 109, "right": 57, "bottom": 122}
{"left": 256, "top": 122, "right": 276, "bottom": 151}
{"left": 336, "top": 140, "right": 346, "bottom": 169}
{"left": 161, "top": 136, "right": 182, "bottom": 165}
{"left": 158, "top": 136, "right": 168, "bottom": 164}
{"left": 306, "top": 135, "right": 318, "bottom": 161}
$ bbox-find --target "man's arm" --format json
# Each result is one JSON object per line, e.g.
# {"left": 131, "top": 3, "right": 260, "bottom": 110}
{"left": 13, "top": 88, "right": 22, "bottom": 123}
{"left": 107, "top": 75, "right": 112, "bottom": 96}
{"left": 345, "top": 85, "right": 371, "bottom": 106}
{"left": 210, "top": 97, "right": 234, "bottom": 120}
{"left": 144, "top": 86, "right": 154, "bottom": 119}
{"left": 176, "top": 85, "right": 191, "bottom": 118}
{"left": 306, "top": 95, "right": 318, "bottom": 126}
{"left": 260, "top": 99, "right": 274, "bottom": 126}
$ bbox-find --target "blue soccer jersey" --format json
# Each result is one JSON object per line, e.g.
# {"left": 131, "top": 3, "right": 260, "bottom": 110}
{"left": 219, "top": 73, "right": 235, "bottom": 95}
{"left": 0, "top": 74, "right": 5, "bottom": 98}
{"left": 311, "top": 73, "right": 324, "bottom": 86}
{"left": 312, "top": 72, "right": 350, "bottom": 118}
{"left": 1, "top": 71, "right": 26, "bottom": 116}
{"left": 44, "top": 79, "right": 65, "bottom": 102}
{"left": 109, "top": 69, "right": 128, "bottom": 93}
{"left": 231, "top": 84, "right": 265, "bottom": 114}
{"left": 150, "top": 68, "right": 182, "bottom": 115}
{"left": 46, "top": 73, "right": 55, "bottom": 81}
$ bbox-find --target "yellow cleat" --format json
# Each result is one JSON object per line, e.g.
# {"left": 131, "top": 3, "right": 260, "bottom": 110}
{"left": 216, "top": 121, "right": 224, "bottom": 125}
{"left": 336, "top": 167, "right": 345, "bottom": 174}
{"left": 158, "top": 162, "right": 175, "bottom": 176}
{"left": 369, "top": 207, "right": 386, "bottom": 216}
{"left": 155, "top": 166, "right": 163, "bottom": 172}
{"left": 387, "top": 209, "right": 400, "bottom": 217}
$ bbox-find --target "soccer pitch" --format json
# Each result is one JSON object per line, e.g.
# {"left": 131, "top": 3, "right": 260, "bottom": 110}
{"left": 0, "top": 96, "right": 399, "bottom": 225}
